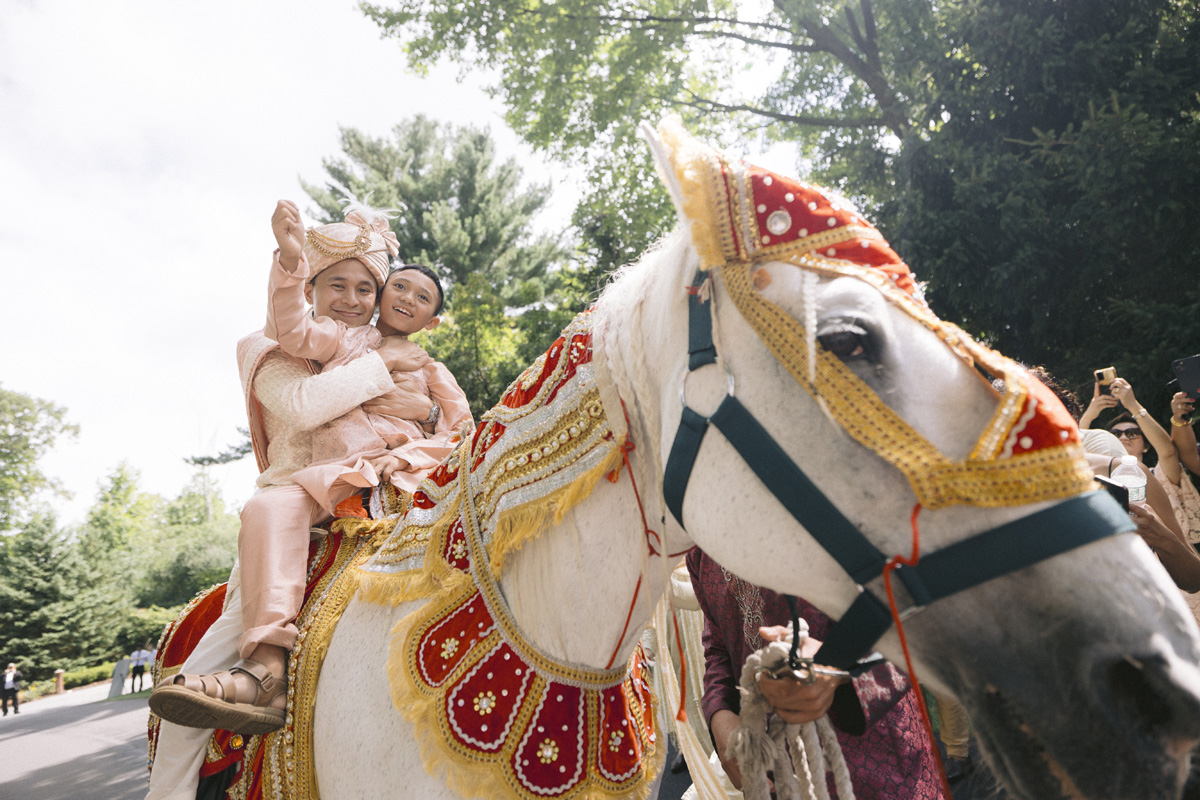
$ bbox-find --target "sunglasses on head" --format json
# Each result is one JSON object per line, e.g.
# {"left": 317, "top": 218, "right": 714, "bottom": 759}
{"left": 1110, "top": 427, "right": 1142, "bottom": 439}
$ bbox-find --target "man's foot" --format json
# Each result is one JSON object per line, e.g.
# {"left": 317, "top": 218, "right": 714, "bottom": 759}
{"left": 148, "top": 659, "right": 286, "bottom": 735}
{"left": 945, "top": 755, "right": 972, "bottom": 784}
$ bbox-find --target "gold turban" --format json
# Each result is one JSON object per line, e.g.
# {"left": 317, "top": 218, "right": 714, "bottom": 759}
{"left": 303, "top": 206, "right": 400, "bottom": 287}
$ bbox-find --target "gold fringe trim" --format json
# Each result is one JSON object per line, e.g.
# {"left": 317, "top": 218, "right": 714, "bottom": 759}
{"left": 657, "top": 118, "right": 727, "bottom": 270}
{"left": 329, "top": 516, "right": 397, "bottom": 539}
{"left": 354, "top": 493, "right": 465, "bottom": 608}
{"left": 487, "top": 442, "right": 624, "bottom": 577}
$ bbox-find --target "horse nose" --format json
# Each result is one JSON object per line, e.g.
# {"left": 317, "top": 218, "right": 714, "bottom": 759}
{"left": 1102, "top": 639, "right": 1200, "bottom": 749}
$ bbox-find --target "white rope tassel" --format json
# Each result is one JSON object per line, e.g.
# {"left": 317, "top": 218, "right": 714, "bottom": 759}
{"left": 728, "top": 622, "right": 855, "bottom": 800}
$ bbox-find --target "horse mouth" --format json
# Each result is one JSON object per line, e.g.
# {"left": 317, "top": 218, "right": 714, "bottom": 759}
{"left": 974, "top": 685, "right": 1087, "bottom": 800}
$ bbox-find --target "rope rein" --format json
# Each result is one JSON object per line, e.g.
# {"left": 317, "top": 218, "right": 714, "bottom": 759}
{"left": 731, "top": 623, "right": 855, "bottom": 800}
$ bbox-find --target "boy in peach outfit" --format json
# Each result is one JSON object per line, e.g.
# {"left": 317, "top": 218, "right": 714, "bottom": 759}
{"left": 149, "top": 201, "right": 470, "bottom": 741}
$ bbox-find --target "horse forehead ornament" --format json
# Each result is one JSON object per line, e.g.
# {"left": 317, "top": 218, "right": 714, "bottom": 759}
{"left": 645, "top": 118, "right": 1093, "bottom": 509}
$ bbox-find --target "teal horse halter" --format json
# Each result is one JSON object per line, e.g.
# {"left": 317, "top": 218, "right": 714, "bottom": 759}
{"left": 663, "top": 271, "right": 1133, "bottom": 671}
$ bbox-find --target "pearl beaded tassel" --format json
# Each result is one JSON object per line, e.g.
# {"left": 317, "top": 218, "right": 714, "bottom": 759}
{"left": 729, "top": 624, "right": 855, "bottom": 800}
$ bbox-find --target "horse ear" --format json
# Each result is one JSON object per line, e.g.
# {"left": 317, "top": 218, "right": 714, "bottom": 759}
{"left": 638, "top": 120, "right": 687, "bottom": 222}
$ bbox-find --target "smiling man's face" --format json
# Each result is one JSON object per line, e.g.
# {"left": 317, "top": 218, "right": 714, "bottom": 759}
{"left": 304, "top": 258, "right": 378, "bottom": 327}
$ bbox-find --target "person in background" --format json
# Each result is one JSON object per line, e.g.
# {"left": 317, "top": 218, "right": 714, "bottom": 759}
{"left": 1170, "top": 391, "right": 1199, "bottom": 480}
{"left": 129, "top": 642, "right": 155, "bottom": 694}
{"left": 686, "top": 548, "right": 945, "bottom": 799}
{"left": 2, "top": 663, "right": 22, "bottom": 715}
{"left": 1023, "top": 366, "right": 1200, "bottom": 590}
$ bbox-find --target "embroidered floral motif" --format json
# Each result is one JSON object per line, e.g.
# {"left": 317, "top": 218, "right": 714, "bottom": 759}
{"left": 441, "top": 638, "right": 459, "bottom": 659}
{"left": 474, "top": 691, "right": 497, "bottom": 714}
{"left": 537, "top": 739, "right": 559, "bottom": 764}
{"left": 608, "top": 731, "right": 624, "bottom": 752}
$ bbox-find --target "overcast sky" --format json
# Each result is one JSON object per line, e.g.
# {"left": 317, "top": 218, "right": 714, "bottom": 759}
{"left": 0, "top": 0, "right": 579, "bottom": 526}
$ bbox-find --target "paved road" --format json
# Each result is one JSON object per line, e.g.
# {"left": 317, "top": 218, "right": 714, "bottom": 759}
{"left": 0, "top": 680, "right": 1006, "bottom": 800}
{"left": 0, "top": 682, "right": 150, "bottom": 800}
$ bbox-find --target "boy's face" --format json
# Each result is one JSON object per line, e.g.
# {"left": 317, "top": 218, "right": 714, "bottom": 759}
{"left": 378, "top": 269, "right": 441, "bottom": 336}
{"left": 304, "top": 259, "right": 377, "bottom": 327}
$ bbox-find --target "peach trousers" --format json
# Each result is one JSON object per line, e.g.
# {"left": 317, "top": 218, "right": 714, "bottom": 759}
{"left": 147, "top": 482, "right": 354, "bottom": 799}
{"left": 236, "top": 483, "right": 355, "bottom": 658}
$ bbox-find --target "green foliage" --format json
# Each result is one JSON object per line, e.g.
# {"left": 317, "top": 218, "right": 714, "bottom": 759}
{"left": 361, "top": 0, "right": 922, "bottom": 152}
{"left": 0, "top": 385, "right": 78, "bottom": 532}
{"left": 365, "top": 0, "right": 1200, "bottom": 422}
{"left": 567, "top": 143, "right": 678, "bottom": 301}
{"left": 0, "top": 466, "right": 237, "bottom": 681}
{"left": 22, "top": 662, "right": 118, "bottom": 701}
{"left": 185, "top": 427, "right": 252, "bottom": 469}
{"left": 302, "top": 116, "right": 566, "bottom": 305}
{"left": 0, "top": 514, "right": 81, "bottom": 681}
{"left": 131, "top": 479, "right": 238, "bottom": 609}
{"left": 358, "top": 0, "right": 940, "bottom": 269}
{"left": 302, "top": 116, "right": 577, "bottom": 411}
{"left": 117, "top": 605, "right": 185, "bottom": 655}
{"left": 883, "top": 0, "right": 1200, "bottom": 419}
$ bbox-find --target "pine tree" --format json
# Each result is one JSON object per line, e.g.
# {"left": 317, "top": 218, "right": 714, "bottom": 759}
{"left": 0, "top": 514, "right": 80, "bottom": 680}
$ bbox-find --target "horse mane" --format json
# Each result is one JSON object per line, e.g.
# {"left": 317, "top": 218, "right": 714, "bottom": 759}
{"left": 591, "top": 229, "right": 697, "bottom": 481}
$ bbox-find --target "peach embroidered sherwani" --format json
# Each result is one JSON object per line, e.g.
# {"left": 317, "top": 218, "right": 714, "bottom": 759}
{"left": 265, "top": 250, "right": 473, "bottom": 510}
{"left": 148, "top": 338, "right": 393, "bottom": 800}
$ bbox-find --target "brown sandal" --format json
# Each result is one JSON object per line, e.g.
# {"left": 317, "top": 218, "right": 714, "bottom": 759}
{"left": 149, "top": 659, "right": 286, "bottom": 735}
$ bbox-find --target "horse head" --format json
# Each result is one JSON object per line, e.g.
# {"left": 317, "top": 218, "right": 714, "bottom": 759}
{"left": 601, "top": 118, "right": 1200, "bottom": 799}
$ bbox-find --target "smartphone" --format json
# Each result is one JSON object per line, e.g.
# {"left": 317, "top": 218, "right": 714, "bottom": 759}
{"left": 1094, "top": 366, "right": 1116, "bottom": 396}
{"left": 1094, "top": 476, "right": 1129, "bottom": 512}
{"left": 1172, "top": 354, "right": 1200, "bottom": 401}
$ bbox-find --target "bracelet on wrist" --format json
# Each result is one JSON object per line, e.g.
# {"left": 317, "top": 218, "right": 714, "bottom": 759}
{"left": 1172, "top": 415, "right": 1193, "bottom": 428}
{"left": 421, "top": 401, "right": 441, "bottom": 428}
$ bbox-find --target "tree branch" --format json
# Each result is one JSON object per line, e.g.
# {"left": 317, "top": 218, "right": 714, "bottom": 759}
{"left": 844, "top": 5, "right": 867, "bottom": 54}
{"left": 771, "top": 0, "right": 908, "bottom": 137}
{"left": 685, "top": 27, "right": 819, "bottom": 54}
{"left": 508, "top": 6, "right": 798, "bottom": 37}
{"left": 860, "top": 0, "right": 881, "bottom": 74}
{"left": 673, "top": 92, "right": 886, "bottom": 129}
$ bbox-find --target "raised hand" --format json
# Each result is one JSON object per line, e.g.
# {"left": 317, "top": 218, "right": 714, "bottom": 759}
{"left": 1109, "top": 377, "right": 1141, "bottom": 412}
{"left": 1171, "top": 391, "right": 1195, "bottom": 424}
{"left": 271, "top": 200, "right": 305, "bottom": 271}
{"left": 1079, "top": 381, "right": 1119, "bottom": 428}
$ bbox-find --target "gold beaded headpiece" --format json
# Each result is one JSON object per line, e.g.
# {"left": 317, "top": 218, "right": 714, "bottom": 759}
{"left": 303, "top": 204, "right": 400, "bottom": 287}
{"left": 645, "top": 118, "right": 1093, "bottom": 509}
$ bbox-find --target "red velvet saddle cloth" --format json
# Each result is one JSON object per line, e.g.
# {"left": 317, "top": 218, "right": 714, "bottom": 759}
{"left": 146, "top": 519, "right": 369, "bottom": 798}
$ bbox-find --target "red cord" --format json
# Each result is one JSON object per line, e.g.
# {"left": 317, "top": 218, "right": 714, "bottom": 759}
{"left": 604, "top": 399, "right": 663, "bottom": 669}
{"left": 606, "top": 574, "right": 643, "bottom": 669}
{"left": 672, "top": 607, "right": 688, "bottom": 722}
{"left": 883, "top": 503, "right": 954, "bottom": 800}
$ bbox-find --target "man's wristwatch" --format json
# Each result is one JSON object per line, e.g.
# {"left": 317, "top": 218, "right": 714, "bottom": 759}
{"left": 421, "top": 401, "right": 441, "bottom": 428}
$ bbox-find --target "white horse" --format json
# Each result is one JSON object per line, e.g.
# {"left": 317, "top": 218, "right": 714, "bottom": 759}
{"left": 312, "top": 121, "right": 1200, "bottom": 800}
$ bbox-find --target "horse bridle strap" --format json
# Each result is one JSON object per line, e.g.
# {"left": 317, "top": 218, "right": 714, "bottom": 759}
{"left": 664, "top": 271, "right": 1132, "bottom": 670}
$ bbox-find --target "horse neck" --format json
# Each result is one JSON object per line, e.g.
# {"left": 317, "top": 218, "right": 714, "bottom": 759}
{"left": 494, "top": 233, "right": 694, "bottom": 671}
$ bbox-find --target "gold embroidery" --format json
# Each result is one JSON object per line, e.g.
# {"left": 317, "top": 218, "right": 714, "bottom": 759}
{"left": 722, "top": 263, "right": 1092, "bottom": 508}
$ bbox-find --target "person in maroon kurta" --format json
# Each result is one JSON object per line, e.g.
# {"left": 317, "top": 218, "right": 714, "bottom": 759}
{"left": 686, "top": 548, "right": 945, "bottom": 799}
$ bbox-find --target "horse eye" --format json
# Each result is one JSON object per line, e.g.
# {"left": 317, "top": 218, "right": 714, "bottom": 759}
{"left": 817, "top": 324, "right": 870, "bottom": 360}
